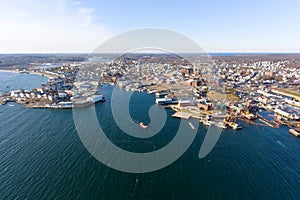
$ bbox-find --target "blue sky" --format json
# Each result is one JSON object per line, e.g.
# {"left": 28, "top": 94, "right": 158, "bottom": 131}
{"left": 0, "top": 0, "right": 300, "bottom": 53}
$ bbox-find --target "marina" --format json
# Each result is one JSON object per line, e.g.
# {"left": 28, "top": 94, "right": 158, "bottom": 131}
{"left": 1, "top": 78, "right": 299, "bottom": 136}
{"left": 1, "top": 83, "right": 300, "bottom": 200}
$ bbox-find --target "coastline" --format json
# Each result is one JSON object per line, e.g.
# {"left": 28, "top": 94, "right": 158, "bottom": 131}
{"left": 0, "top": 69, "right": 18, "bottom": 73}
{"left": 0, "top": 69, "right": 56, "bottom": 79}
{"left": 29, "top": 71, "right": 57, "bottom": 79}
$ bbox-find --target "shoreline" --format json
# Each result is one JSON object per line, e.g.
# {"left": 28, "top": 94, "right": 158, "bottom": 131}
{"left": 0, "top": 69, "right": 56, "bottom": 79}
{"left": 29, "top": 71, "right": 57, "bottom": 79}
{"left": 0, "top": 69, "right": 18, "bottom": 73}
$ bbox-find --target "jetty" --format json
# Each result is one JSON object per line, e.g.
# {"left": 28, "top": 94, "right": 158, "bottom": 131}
{"left": 257, "top": 114, "right": 279, "bottom": 128}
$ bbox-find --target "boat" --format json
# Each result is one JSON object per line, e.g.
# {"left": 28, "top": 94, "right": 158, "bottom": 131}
{"left": 214, "top": 121, "right": 227, "bottom": 129}
{"left": 199, "top": 117, "right": 204, "bottom": 123}
{"left": 228, "top": 122, "right": 242, "bottom": 130}
{"left": 1, "top": 100, "right": 7, "bottom": 105}
{"left": 289, "top": 128, "right": 300, "bottom": 137}
{"left": 188, "top": 122, "right": 196, "bottom": 130}
{"left": 223, "top": 114, "right": 242, "bottom": 130}
{"left": 87, "top": 94, "right": 105, "bottom": 103}
{"left": 203, "top": 120, "right": 212, "bottom": 126}
{"left": 139, "top": 122, "right": 148, "bottom": 129}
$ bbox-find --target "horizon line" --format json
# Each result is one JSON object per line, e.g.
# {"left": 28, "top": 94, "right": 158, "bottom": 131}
{"left": 0, "top": 51, "right": 300, "bottom": 55}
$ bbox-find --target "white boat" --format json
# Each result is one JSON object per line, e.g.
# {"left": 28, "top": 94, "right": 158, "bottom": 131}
{"left": 203, "top": 120, "right": 212, "bottom": 126}
{"left": 214, "top": 122, "right": 227, "bottom": 129}
{"left": 231, "top": 123, "right": 242, "bottom": 130}
{"left": 289, "top": 128, "right": 300, "bottom": 137}
{"left": 139, "top": 122, "right": 148, "bottom": 129}
{"left": 188, "top": 122, "right": 196, "bottom": 130}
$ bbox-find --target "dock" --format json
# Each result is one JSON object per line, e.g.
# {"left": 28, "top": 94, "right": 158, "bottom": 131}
{"left": 172, "top": 112, "right": 191, "bottom": 119}
{"left": 257, "top": 114, "right": 279, "bottom": 128}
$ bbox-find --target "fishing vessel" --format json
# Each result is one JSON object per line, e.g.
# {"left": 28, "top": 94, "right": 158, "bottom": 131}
{"left": 139, "top": 122, "right": 148, "bottom": 129}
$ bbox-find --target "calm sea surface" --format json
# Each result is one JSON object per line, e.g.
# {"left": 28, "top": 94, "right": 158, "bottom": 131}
{"left": 0, "top": 72, "right": 48, "bottom": 93}
{"left": 0, "top": 72, "right": 299, "bottom": 199}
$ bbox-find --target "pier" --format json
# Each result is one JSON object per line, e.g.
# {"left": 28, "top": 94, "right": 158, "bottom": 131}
{"left": 172, "top": 112, "right": 191, "bottom": 119}
{"left": 257, "top": 114, "right": 279, "bottom": 128}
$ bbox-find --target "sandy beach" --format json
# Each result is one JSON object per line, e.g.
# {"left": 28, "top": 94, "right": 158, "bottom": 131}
{"left": 29, "top": 71, "right": 57, "bottom": 79}
{"left": 0, "top": 69, "right": 57, "bottom": 79}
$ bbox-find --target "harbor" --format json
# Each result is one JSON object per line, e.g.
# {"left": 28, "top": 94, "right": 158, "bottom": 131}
{"left": 0, "top": 61, "right": 300, "bottom": 200}
{"left": 1, "top": 82, "right": 300, "bottom": 200}
{"left": 1, "top": 53, "right": 300, "bottom": 137}
{"left": 2, "top": 0, "right": 300, "bottom": 198}
{"left": 154, "top": 90, "right": 299, "bottom": 134}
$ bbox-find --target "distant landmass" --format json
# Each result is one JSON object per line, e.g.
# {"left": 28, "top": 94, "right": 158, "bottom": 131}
{"left": 0, "top": 53, "right": 300, "bottom": 70}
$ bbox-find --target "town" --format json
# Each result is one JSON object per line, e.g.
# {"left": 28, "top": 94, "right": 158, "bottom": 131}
{"left": 0, "top": 53, "right": 299, "bottom": 136}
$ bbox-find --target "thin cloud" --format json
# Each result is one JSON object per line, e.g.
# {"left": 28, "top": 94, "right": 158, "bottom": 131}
{"left": 0, "top": 0, "right": 113, "bottom": 53}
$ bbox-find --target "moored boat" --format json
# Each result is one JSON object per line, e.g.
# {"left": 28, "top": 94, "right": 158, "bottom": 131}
{"left": 230, "top": 122, "right": 242, "bottom": 130}
{"left": 214, "top": 121, "right": 227, "bottom": 129}
{"left": 289, "top": 128, "right": 300, "bottom": 137}
{"left": 203, "top": 120, "right": 212, "bottom": 126}
{"left": 224, "top": 120, "right": 242, "bottom": 130}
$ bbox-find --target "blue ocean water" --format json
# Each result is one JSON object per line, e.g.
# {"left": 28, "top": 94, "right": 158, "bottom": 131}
{"left": 0, "top": 73, "right": 299, "bottom": 199}
{"left": 0, "top": 72, "right": 48, "bottom": 93}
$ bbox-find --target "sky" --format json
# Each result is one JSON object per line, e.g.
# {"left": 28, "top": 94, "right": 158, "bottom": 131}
{"left": 0, "top": 0, "right": 300, "bottom": 53}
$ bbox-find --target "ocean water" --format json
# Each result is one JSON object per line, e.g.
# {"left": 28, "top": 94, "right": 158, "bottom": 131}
{"left": 0, "top": 72, "right": 48, "bottom": 93}
{"left": 0, "top": 73, "right": 300, "bottom": 199}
